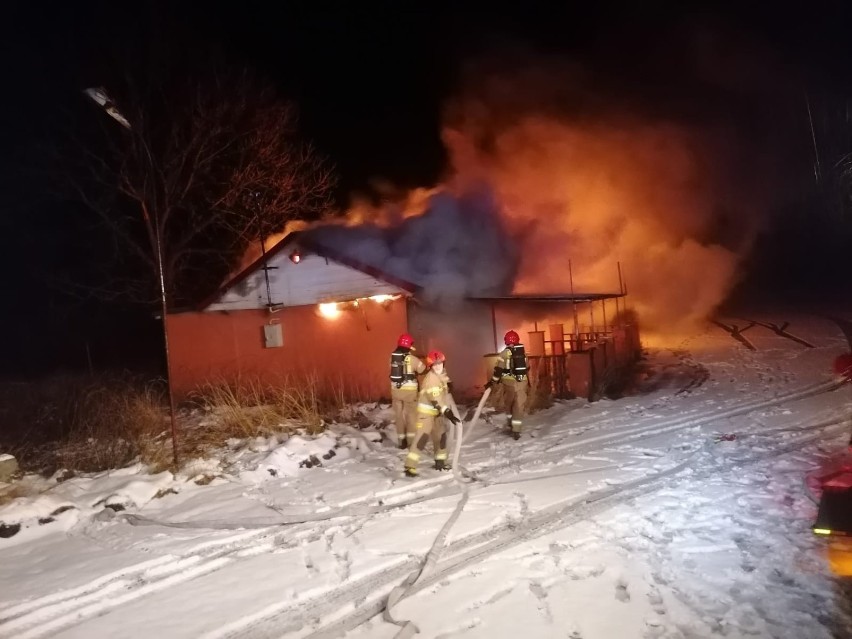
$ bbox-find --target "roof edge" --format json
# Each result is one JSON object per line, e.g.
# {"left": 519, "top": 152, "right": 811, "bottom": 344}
{"left": 196, "top": 230, "right": 420, "bottom": 311}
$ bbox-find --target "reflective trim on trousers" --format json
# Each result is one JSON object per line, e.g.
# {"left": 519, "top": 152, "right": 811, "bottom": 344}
{"left": 511, "top": 419, "right": 523, "bottom": 432}
{"left": 405, "top": 451, "right": 420, "bottom": 465}
{"left": 435, "top": 451, "right": 448, "bottom": 460}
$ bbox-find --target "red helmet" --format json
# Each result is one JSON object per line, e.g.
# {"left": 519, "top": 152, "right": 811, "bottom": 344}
{"left": 504, "top": 330, "right": 520, "bottom": 346}
{"left": 427, "top": 350, "right": 445, "bottom": 365}
{"left": 397, "top": 333, "right": 414, "bottom": 348}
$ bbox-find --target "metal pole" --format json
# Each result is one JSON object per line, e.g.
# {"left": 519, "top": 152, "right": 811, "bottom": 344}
{"left": 84, "top": 90, "right": 180, "bottom": 467}
{"left": 256, "top": 193, "right": 273, "bottom": 307}
{"left": 147, "top": 204, "right": 180, "bottom": 468}
{"left": 568, "top": 259, "right": 579, "bottom": 347}
{"left": 614, "top": 263, "right": 621, "bottom": 324}
{"left": 589, "top": 299, "right": 595, "bottom": 340}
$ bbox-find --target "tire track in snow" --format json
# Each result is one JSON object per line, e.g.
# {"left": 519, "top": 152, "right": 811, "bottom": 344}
{"left": 253, "top": 376, "right": 847, "bottom": 521}
{"left": 0, "top": 479, "right": 456, "bottom": 639}
{"left": 1, "top": 378, "right": 844, "bottom": 639}
{"left": 297, "top": 414, "right": 852, "bottom": 639}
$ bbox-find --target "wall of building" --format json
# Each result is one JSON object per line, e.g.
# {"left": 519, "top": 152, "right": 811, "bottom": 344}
{"left": 166, "top": 298, "right": 408, "bottom": 399}
{"left": 167, "top": 296, "right": 640, "bottom": 404}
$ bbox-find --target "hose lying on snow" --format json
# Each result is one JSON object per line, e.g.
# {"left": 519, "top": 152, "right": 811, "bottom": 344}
{"left": 382, "top": 388, "right": 491, "bottom": 638}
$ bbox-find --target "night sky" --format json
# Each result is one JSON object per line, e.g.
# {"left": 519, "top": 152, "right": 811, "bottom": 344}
{"left": 1, "top": 1, "right": 851, "bottom": 378}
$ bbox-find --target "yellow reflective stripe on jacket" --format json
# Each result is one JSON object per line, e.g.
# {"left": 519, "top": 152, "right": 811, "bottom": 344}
{"left": 417, "top": 402, "right": 439, "bottom": 415}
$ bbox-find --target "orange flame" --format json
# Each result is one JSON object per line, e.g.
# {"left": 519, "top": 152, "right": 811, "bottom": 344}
{"left": 237, "top": 66, "right": 777, "bottom": 333}
{"left": 449, "top": 119, "right": 749, "bottom": 330}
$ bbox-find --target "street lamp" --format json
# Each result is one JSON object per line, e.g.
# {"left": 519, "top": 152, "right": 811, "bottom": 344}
{"left": 83, "top": 86, "right": 181, "bottom": 468}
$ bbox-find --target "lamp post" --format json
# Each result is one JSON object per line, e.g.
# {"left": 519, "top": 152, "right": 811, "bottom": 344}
{"left": 83, "top": 87, "right": 181, "bottom": 468}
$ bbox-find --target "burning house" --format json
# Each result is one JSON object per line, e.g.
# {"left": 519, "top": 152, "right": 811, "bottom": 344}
{"left": 166, "top": 226, "right": 640, "bottom": 401}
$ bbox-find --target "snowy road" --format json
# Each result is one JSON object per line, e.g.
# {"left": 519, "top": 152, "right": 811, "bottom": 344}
{"left": 2, "top": 313, "right": 852, "bottom": 638}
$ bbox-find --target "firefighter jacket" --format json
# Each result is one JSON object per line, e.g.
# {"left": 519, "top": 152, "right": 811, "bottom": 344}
{"left": 390, "top": 347, "right": 426, "bottom": 389}
{"left": 417, "top": 369, "right": 452, "bottom": 416}
{"left": 492, "top": 344, "right": 529, "bottom": 382}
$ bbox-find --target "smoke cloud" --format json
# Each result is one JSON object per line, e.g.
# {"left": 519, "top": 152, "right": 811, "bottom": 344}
{"left": 304, "top": 187, "right": 519, "bottom": 309}
{"left": 293, "top": 29, "right": 793, "bottom": 331}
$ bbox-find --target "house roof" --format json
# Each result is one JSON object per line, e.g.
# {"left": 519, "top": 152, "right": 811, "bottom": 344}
{"left": 197, "top": 231, "right": 420, "bottom": 311}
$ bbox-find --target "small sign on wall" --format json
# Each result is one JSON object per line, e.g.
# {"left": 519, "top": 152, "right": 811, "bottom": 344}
{"left": 263, "top": 323, "right": 283, "bottom": 348}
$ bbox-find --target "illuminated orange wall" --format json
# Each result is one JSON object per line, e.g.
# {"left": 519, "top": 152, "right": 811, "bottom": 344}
{"left": 167, "top": 298, "right": 640, "bottom": 403}
{"left": 166, "top": 299, "right": 408, "bottom": 400}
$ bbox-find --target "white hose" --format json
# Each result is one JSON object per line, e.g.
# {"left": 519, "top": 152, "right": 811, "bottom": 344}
{"left": 383, "top": 388, "right": 491, "bottom": 637}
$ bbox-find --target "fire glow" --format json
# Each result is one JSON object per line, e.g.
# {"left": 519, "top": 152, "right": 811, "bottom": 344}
{"left": 318, "top": 303, "right": 341, "bottom": 319}
{"left": 317, "top": 294, "right": 401, "bottom": 320}
{"left": 245, "top": 58, "right": 779, "bottom": 331}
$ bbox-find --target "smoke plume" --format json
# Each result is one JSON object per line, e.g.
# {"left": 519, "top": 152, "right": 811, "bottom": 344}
{"left": 299, "top": 30, "right": 792, "bottom": 330}
{"left": 304, "top": 187, "right": 519, "bottom": 309}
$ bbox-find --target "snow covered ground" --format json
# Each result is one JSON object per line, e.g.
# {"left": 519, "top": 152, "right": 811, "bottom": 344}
{"left": 1, "top": 312, "right": 852, "bottom": 639}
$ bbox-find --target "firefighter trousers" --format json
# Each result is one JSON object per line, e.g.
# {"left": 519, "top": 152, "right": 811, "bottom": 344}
{"left": 500, "top": 377, "right": 528, "bottom": 433}
{"left": 391, "top": 385, "right": 418, "bottom": 446}
{"left": 404, "top": 412, "right": 449, "bottom": 474}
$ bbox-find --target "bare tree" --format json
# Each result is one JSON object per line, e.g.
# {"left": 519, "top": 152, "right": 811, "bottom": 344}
{"left": 56, "top": 68, "right": 336, "bottom": 307}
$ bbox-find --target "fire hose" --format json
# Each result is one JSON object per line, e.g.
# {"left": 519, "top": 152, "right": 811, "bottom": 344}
{"left": 382, "top": 387, "right": 491, "bottom": 638}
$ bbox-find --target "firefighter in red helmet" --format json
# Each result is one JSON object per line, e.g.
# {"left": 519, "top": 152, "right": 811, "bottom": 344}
{"left": 485, "top": 330, "right": 529, "bottom": 440}
{"left": 404, "top": 349, "right": 460, "bottom": 477}
{"left": 389, "top": 333, "right": 426, "bottom": 449}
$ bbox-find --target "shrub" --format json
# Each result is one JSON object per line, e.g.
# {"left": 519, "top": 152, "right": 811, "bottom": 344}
{"left": 0, "top": 373, "right": 170, "bottom": 475}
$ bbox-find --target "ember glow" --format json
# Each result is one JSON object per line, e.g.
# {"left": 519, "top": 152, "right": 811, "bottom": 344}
{"left": 317, "top": 295, "right": 401, "bottom": 319}
{"left": 317, "top": 302, "right": 341, "bottom": 319}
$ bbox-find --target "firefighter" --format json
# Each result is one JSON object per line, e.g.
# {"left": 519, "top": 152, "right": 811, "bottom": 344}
{"left": 485, "top": 330, "right": 529, "bottom": 440}
{"left": 390, "top": 333, "right": 427, "bottom": 449}
{"left": 404, "top": 350, "right": 460, "bottom": 477}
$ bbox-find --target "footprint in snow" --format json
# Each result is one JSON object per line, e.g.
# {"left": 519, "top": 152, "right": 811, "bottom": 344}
{"left": 615, "top": 579, "right": 630, "bottom": 602}
{"left": 647, "top": 586, "right": 665, "bottom": 615}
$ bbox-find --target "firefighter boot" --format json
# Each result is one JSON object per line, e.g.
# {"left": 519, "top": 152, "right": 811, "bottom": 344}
{"left": 398, "top": 434, "right": 409, "bottom": 450}
{"left": 404, "top": 450, "right": 420, "bottom": 478}
{"left": 434, "top": 459, "right": 450, "bottom": 471}
{"left": 512, "top": 431, "right": 521, "bottom": 441}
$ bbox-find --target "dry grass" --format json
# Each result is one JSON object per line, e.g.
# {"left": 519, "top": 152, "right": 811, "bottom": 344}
{"left": 0, "top": 374, "right": 171, "bottom": 475}
{"left": 192, "top": 374, "right": 339, "bottom": 441}
{"left": 53, "top": 380, "right": 171, "bottom": 473}
{"left": 1, "top": 373, "right": 353, "bottom": 476}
